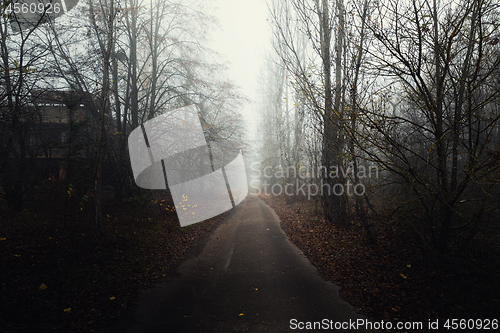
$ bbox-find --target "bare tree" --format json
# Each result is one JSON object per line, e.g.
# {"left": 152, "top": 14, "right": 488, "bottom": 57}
{"left": 0, "top": 4, "right": 53, "bottom": 211}
{"left": 270, "top": 0, "right": 349, "bottom": 223}
{"left": 358, "top": 0, "right": 500, "bottom": 253}
{"left": 87, "top": 0, "right": 118, "bottom": 236}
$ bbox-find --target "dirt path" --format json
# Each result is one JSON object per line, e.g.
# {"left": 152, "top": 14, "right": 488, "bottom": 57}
{"left": 108, "top": 195, "right": 373, "bottom": 332}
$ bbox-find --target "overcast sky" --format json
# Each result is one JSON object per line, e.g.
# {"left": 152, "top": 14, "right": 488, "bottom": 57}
{"left": 208, "top": 0, "right": 272, "bottom": 141}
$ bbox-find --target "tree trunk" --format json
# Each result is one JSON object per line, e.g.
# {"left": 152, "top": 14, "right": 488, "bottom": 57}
{"left": 321, "top": 0, "right": 345, "bottom": 225}
{"left": 349, "top": 0, "right": 371, "bottom": 240}
{"left": 89, "top": 0, "right": 115, "bottom": 237}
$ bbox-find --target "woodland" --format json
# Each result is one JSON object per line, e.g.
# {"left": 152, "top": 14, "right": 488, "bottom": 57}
{"left": 1, "top": 0, "right": 500, "bottom": 332}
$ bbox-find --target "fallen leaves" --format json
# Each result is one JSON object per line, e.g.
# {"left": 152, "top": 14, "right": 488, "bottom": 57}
{"left": 261, "top": 194, "right": 500, "bottom": 331}
{"left": 1, "top": 193, "right": 229, "bottom": 333}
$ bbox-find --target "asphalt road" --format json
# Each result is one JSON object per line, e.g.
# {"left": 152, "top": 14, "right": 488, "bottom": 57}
{"left": 109, "top": 196, "right": 374, "bottom": 332}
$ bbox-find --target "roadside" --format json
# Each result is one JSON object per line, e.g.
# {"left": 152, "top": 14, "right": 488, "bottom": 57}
{"left": 0, "top": 192, "right": 227, "bottom": 333}
{"left": 3, "top": 190, "right": 498, "bottom": 332}
{"left": 260, "top": 194, "right": 500, "bottom": 332}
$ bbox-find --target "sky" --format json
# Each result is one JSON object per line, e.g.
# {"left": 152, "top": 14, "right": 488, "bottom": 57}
{"left": 208, "top": 0, "right": 272, "bottom": 142}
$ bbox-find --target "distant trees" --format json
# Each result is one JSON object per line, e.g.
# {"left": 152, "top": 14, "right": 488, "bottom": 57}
{"left": 256, "top": 54, "right": 284, "bottom": 190}
{"left": 268, "top": 0, "right": 353, "bottom": 223}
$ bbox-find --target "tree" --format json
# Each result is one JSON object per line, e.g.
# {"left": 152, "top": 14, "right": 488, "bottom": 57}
{"left": 2, "top": 0, "right": 247, "bottom": 230}
{"left": 270, "top": 0, "right": 349, "bottom": 223}
{"left": 358, "top": 0, "right": 500, "bottom": 253}
{"left": 0, "top": 2, "right": 53, "bottom": 211}
{"left": 345, "top": 0, "right": 373, "bottom": 238}
{"left": 87, "top": 0, "right": 118, "bottom": 236}
{"left": 256, "top": 53, "right": 285, "bottom": 190}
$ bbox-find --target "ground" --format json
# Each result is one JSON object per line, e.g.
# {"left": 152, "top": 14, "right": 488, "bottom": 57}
{"left": 0, "top": 190, "right": 228, "bottom": 333}
{"left": 261, "top": 194, "right": 500, "bottom": 332}
{"left": 108, "top": 195, "right": 373, "bottom": 333}
{"left": 1, "top": 191, "right": 499, "bottom": 332}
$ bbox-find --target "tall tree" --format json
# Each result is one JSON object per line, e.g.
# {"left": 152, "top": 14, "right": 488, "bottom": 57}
{"left": 0, "top": 3, "right": 52, "bottom": 211}
{"left": 88, "top": 0, "right": 117, "bottom": 236}
{"left": 270, "top": 0, "right": 348, "bottom": 223}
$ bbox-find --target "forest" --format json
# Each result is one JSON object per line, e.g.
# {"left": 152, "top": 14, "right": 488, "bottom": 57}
{"left": 1, "top": 0, "right": 500, "bottom": 332}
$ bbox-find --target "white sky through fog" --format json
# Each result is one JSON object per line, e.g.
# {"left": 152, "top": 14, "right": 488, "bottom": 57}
{"left": 208, "top": 0, "right": 272, "bottom": 143}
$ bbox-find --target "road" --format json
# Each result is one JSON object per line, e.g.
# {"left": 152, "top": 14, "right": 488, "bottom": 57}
{"left": 109, "top": 196, "right": 374, "bottom": 332}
